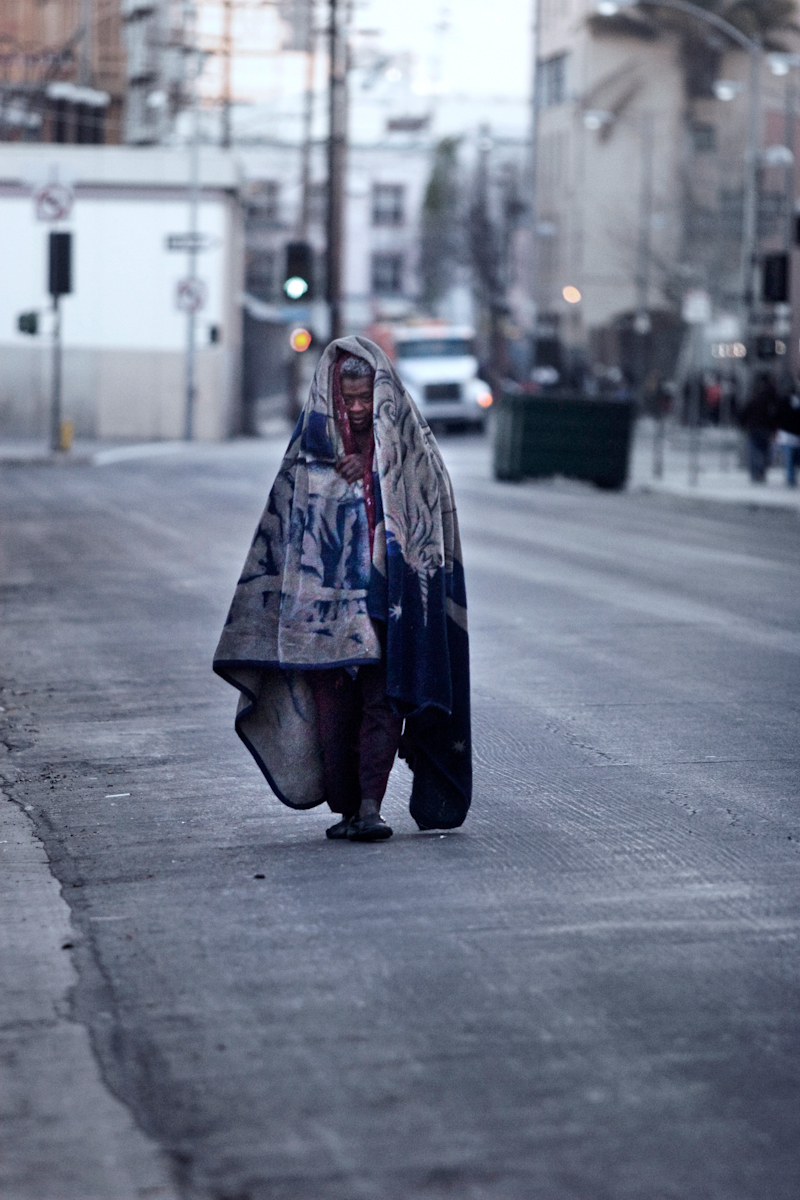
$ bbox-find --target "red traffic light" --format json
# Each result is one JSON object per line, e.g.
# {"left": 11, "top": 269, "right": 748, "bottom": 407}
{"left": 290, "top": 327, "right": 312, "bottom": 352}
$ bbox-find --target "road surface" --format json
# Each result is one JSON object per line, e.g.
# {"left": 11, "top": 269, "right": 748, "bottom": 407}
{"left": 1, "top": 435, "right": 798, "bottom": 1200}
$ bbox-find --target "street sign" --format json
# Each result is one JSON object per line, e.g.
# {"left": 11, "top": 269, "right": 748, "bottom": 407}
{"left": 34, "top": 182, "right": 74, "bottom": 222}
{"left": 175, "top": 277, "right": 208, "bottom": 314}
{"left": 166, "top": 232, "right": 219, "bottom": 253}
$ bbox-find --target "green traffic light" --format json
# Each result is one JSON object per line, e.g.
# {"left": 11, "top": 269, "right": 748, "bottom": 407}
{"left": 284, "top": 276, "right": 309, "bottom": 300}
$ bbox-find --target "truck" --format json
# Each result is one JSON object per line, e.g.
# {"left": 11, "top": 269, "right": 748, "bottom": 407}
{"left": 391, "top": 324, "right": 493, "bottom": 430}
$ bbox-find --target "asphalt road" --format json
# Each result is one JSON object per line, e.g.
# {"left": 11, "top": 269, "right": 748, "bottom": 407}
{"left": 1, "top": 435, "right": 798, "bottom": 1200}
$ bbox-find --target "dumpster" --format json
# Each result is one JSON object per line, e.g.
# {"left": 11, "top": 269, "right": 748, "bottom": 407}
{"left": 493, "top": 392, "right": 636, "bottom": 489}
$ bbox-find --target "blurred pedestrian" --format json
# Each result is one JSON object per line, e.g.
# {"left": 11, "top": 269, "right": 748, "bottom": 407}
{"left": 738, "top": 373, "right": 780, "bottom": 483}
{"left": 703, "top": 373, "right": 722, "bottom": 424}
{"left": 214, "top": 337, "right": 472, "bottom": 841}
{"left": 776, "top": 428, "right": 799, "bottom": 486}
{"left": 775, "top": 387, "right": 800, "bottom": 486}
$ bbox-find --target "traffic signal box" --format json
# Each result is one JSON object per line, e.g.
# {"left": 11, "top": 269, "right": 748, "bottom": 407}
{"left": 283, "top": 241, "right": 313, "bottom": 300}
{"left": 762, "top": 253, "right": 789, "bottom": 304}
{"left": 18, "top": 311, "right": 38, "bottom": 335}
{"left": 49, "top": 231, "right": 72, "bottom": 297}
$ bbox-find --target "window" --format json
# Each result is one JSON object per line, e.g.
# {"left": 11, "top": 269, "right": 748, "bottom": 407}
{"left": 371, "top": 253, "right": 404, "bottom": 295}
{"left": 246, "top": 250, "right": 277, "bottom": 302}
{"left": 538, "top": 53, "right": 568, "bottom": 108}
{"left": 691, "top": 123, "right": 716, "bottom": 153}
{"left": 247, "top": 181, "right": 280, "bottom": 224}
{"left": 372, "top": 183, "right": 405, "bottom": 226}
{"left": 309, "top": 181, "right": 327, "bottom": 224}
{"left": 397, "top": 338, "right": 475, "bottom": 359}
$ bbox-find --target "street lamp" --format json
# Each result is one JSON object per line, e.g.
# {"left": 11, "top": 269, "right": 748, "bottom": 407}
{"left": 583, "top": 108, "right": 614, "bottom": 131}
{"left": 594, "top": 0, "right": 762, "bottom": 329}
{"left": 713, "top": 79, "right": 744, "bottom": 102}
{"left": 768, "top": 53, "right": 800, "bottom": 77}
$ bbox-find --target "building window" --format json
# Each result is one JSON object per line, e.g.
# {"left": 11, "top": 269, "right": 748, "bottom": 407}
{"left": 538, "top": 53, "right": 568, "bottom": 108}
{"left": 309, "top": 181, "right": 327, "bottom": 224}
{"left": 371, "top": 253, "right": 404, "bottom": 295}
{"left": 372, "top": 183, "right": 405, "bottom": 226}
{"left": 247, "top": 181, "right": 280, "bottom": 225}
{"left": 246, "top": 250, "right": 277, "bottom": 302}
{"left": 691, "top": 123, "right": 716, "bottom": 153}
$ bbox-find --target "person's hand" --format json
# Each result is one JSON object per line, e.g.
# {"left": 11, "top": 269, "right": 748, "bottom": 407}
{"left": 335, "top": 454, "right": 364, "bottom": 484}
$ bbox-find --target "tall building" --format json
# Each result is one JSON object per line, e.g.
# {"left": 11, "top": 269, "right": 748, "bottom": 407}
{"left": 534, "top": 0, "right": 800, "bottom": 382}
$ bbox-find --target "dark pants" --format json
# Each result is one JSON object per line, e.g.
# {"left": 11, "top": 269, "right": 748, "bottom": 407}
{"left": 306, "top": 663, "right": 403, "bottom": 815}
{"left": 746, "top": 428, "right": 771, "bottom": 482}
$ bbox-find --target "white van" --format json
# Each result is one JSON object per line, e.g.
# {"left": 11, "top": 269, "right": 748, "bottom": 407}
{"left": 393, "top": 325, "right": 493, "bottom": 429}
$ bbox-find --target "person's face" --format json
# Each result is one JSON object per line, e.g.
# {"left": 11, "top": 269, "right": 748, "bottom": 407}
{"left": 341, "top": 375, "right": 374, "bottom": 434}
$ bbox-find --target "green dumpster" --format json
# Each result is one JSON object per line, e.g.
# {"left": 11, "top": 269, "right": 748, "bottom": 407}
{"left": 493, "top": 392, "right": 636, "bottom": 489}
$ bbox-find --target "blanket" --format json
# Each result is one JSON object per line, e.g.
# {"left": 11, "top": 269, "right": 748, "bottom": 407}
{"left": 213, "top": 335, "right": 471, "bottom": 829}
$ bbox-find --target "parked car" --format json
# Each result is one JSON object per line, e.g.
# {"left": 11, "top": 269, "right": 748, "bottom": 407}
{"left": 393, "top": 325, "right": 493, "bottom": 429}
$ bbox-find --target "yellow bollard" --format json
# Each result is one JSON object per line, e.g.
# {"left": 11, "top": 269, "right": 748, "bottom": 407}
{"left": 59, "top": 419, "right": 74, "bottom": 452}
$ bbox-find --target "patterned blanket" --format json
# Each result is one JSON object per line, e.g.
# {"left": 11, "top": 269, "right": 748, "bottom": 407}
{"left": 213, "top": 335, "right": 471, "bottom": 830}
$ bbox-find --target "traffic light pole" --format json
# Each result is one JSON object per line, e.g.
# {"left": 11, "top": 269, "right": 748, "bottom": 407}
{"left": 327, "top": 0, "right": 347, "bottom": 341}
{"left": 48, "top": 230, "right": 72, "bottom": 454}
{"left": 50, "top": 293, "right": 62, "bottom": 454}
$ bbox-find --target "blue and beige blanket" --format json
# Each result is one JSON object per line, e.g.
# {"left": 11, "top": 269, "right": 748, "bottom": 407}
{"left": 213, "top": 335, "right": 471, "bottom": 829}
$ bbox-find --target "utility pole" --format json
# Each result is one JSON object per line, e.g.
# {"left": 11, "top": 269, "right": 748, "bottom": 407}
{"left": 286, "top": 8, "right": 317, "bottom": 421}
{"left": 327, "top": 0, "right": 347, "bottom": 340}
{"left": 78, "top": 0, "right": 93, "bottom": 87}
{"left": 635, "top": 111, "right": 654, "bottom": 392}
{"left": 740, "top": 40, "right": 762, "bottom": 332}
{"left": 221, "top": 0, "right": 233, "bottom": 149}
{"left": 527, "top": 0, "right": 541, "bottom": 369}
{"left": 184, "top": 2, "right": 201, "bottom": 441}
{"left": 783, "top": 75, "right": 796, "bottom": 382}
{"left": 298, "top": 9, "right": 316, "bottom": 238}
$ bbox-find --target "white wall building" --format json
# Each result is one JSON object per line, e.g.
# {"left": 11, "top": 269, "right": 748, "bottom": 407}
{"left": 0, "top": 143, "right": 244, "bottom": 440}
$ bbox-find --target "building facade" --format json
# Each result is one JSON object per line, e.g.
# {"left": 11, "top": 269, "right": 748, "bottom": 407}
{"left": 0, "top": 143, "right": 244, "bottom": 440}
{"left": 237, "top": 134, "right": 436, "bottom": 428}
{"left": 0, "top": 0, "right": 126, "bottom": 144}
{"left": 534, "top": 0, "right": 800, "bottom": 384}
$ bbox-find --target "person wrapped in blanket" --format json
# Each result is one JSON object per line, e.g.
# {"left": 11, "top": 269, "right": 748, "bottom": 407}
{"left": 213, "top": 336, "right": 472, "bottom": 844}
{"left": 309, "top": 353, "right": 401, "bottom": 840}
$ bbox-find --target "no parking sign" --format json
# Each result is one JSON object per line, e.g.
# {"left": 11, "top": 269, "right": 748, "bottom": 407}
{"left": 34, "top": 182, "right": 74, "bottom": 222}
{"left": 175, "top": 277, "right": 207, "bottom": 314}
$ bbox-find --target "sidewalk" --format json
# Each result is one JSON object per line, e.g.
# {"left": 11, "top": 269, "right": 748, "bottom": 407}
{"left": 3, "top": 423, "right": 800, "bottom": 513}
{"left": 628, "top": 419, "right": 800, "bottom": 512}
{"left": 0, "top": 429, "right": 294, "bottom": 469}
{"left": 0, "top": 438, "right": 194, "bottom": 467}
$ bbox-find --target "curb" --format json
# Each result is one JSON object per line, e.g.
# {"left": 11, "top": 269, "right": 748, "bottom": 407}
{"left": 630, "top": 481, "right": 800, "bottom": 514}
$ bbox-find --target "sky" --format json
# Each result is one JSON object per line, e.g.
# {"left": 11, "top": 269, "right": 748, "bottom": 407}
{"left": 357, "top": 0, "right": 534, "bottom": 100}
{"left": 196, "top": 0, "right": 535, "bottom": 142}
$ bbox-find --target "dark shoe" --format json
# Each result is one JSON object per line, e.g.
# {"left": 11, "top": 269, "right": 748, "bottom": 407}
{"left": 347, "top": 813, "right": 393, "bottom": 841}
{"left": 326, "top": 815, "right": 356, "bottom": 839}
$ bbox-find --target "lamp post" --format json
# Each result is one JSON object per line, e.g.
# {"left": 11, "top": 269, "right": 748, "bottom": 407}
{"left": 596, "top": 0, "right": 762, "bottom": 330}
{"left": 528, "top": 0, "right": 541, "bottom": 373}
{"left": 766, "top": 53, "right": 800, "bottom": 378}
